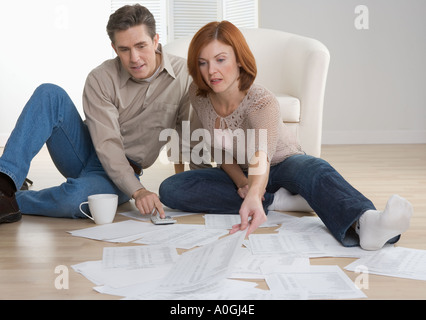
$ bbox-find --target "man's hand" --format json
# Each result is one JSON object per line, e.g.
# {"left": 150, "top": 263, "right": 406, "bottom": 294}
{"left": 237, "top": 185, "right": 266, "bottom": 201}
{"left": 132, "top": 188, "right": 165, "bottom": 218}
{"left": 237, "top": 185, "right": 249, "bottom": 199}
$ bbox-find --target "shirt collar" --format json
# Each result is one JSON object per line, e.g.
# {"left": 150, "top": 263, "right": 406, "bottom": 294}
{"left": 118, "top": 44, "right": 176, "bottom": 88}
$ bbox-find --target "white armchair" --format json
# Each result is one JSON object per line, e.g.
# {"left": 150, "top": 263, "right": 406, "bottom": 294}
{"left": 164, "top": 28, "right": 330, "bottom": 157}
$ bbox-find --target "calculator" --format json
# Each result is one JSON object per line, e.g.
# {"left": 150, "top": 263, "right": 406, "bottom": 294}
{"left": 150, "top": 214, "right": 177, "bottom": 225}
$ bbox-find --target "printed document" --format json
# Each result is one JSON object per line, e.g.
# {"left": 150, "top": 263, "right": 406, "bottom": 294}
{"left": 204, "top": 214, "right": 278, "bottom": 229}
{"left": 265, "top": 265, "right": 366, "bottom": 299}
{"left": 345, "top": 246, "right": 426, "bottom": 280}
{"left": 134, "top": 224, "right": 228, "bottom": 249}
{"left": 102, "top": 245, "right": 179, "bottom": 269}
{"left": 157, "top": 231, "right": 245, "bottom": 293}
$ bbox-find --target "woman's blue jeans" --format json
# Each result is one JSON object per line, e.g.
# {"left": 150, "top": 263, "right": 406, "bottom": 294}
{"left": 160, "top": 155, "right": 400, "bottom": 247}
{"left": 0, "top": 84, "right": 129, "bottom": 218}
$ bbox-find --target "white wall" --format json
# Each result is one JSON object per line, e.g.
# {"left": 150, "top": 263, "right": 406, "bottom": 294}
{"left": 2, "top": 1, "right": 425, "bottom": 146}
{"left": 0, "top": 0, "right": 112, "bottom": 146}
{"left": 259, "top": 0, "right": 426, "bottom": 144}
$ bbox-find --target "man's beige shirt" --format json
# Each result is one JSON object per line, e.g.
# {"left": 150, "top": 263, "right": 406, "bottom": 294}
{"left": 83, "top": 47, "right": 191, "bottom": 197}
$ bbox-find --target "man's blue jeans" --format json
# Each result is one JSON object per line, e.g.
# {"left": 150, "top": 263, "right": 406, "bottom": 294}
{"left": 0, "top": 84, "right": 129, "bottom": 218}
{"left": 159, "top": 155, "right": 400, "bottom": 247}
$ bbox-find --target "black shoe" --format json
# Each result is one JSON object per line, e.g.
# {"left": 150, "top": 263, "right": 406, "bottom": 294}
{"left": 0, "top": 191, "right": 22, "bottom": 224}
{"left": 20, "top": 178, "right": 33, "bottom": 191}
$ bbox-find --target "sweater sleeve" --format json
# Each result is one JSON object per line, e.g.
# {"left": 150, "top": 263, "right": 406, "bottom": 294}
{"left": 246, "top": 86, "right": 281, "bottom": 164}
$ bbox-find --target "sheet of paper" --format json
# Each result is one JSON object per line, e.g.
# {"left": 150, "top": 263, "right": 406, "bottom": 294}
{"left": 102, "top": 245, "right": 179, "bottom": 269}
{"left": 229, "top": 247, "right": 267, "bottom": 279}
{"left": 157, "top": 231, "right": 246, "bottom": 293}
{"left": 248, "top": 233, "right": 326, "bottom": 256}
{"left": 321, "top": 233, "right": 392, "bottom": 258}
{"left": 277, "top": 216, "right": 329, "bottom": 234}
{"left": 170, "top": 229, "right": 229, "bottom": 249}
{"left": 230, "top": 247, "right": 310, "bottom": 279}
{"left": 131, "top": 224, "right": 196, "bottom": 244}
{"left": 118, "top": 210, "right": 150, "bottom": 222}
{"left": 265, "top": 265, "right": 366, "bottom": 300}
{"left": 125, "top": 279, "right": 260, "bottom": 300}
{"left": 204, "top": 214, "right": 277, "bottom": 229}
{"left": 95, "top": 279, "right": 161, "bottom": 298}
{"left": 345, "top": 246, "right": 426, "bottom": 280}
{"left": 266, "top": 210, "right": 300, "bottom": 225}
{"left": 68, "top": 220, "right": 155, "bottom": 241}
{"left": 133, "top": 224, "right": 228, "bottom": 249}
{"left": 103, "top": 233, "right": 150, "bottom": 243}
{"left": 72, "top": 260, "right": 172, "bottom": 289}
{"left": 259, "top": 254, "right": 311, "bottom": 274}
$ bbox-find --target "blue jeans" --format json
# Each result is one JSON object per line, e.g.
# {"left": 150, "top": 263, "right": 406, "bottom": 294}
{"left": 159, "top": 154, "right": 400, "bottom": 247}
{"left": 0, "top": 84, "right": 129, "bottom": 218}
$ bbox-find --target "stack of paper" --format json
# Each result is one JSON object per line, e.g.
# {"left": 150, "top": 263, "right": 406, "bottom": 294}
{"left": 73, "top": 231, "right": 250, "bottom": 298}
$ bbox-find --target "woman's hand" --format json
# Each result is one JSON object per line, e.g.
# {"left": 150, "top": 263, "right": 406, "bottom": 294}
{"left": 231, "top": 151, "right": 269, "bottom": 236}
{"left": 230, "top": 191, "right": 267, "bottom": 237}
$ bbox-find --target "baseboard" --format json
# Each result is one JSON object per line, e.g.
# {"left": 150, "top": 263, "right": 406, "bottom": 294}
{"left": 322, "top": 129, "right": 426, "bottom": 145}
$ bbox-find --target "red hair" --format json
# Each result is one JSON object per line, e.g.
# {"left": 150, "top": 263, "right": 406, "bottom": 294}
{"left": 188, "top": 21, "right": 257, "bottom": 97}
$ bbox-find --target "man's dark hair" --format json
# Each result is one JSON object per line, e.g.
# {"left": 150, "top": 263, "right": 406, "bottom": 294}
{"left": 106, "top": 4, "right": 157, "bottom": 43}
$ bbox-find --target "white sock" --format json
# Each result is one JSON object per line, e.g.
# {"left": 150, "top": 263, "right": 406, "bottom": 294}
{"left": 268, "top": 188, "right": 313, "bottom": 212}
{"left": 356, "top": 194, "right": 413, "bottom": 251}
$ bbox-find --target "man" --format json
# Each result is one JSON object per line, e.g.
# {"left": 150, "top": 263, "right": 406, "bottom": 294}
{"left": 0, "top": 4, "right": 196, "bottom": 223}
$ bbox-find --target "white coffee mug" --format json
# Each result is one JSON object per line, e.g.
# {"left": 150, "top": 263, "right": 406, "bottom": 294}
{"left": 79, "top": 194, "right": 118, "bottom": 224}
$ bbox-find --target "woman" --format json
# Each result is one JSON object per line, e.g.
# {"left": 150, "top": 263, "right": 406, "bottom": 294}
{"left": 159, "top": 21, "right": 413, "bottom": 250}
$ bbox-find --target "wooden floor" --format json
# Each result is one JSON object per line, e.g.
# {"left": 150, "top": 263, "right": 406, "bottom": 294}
{"left": 0, "top": 144, "right": 425, "bottom": 300}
